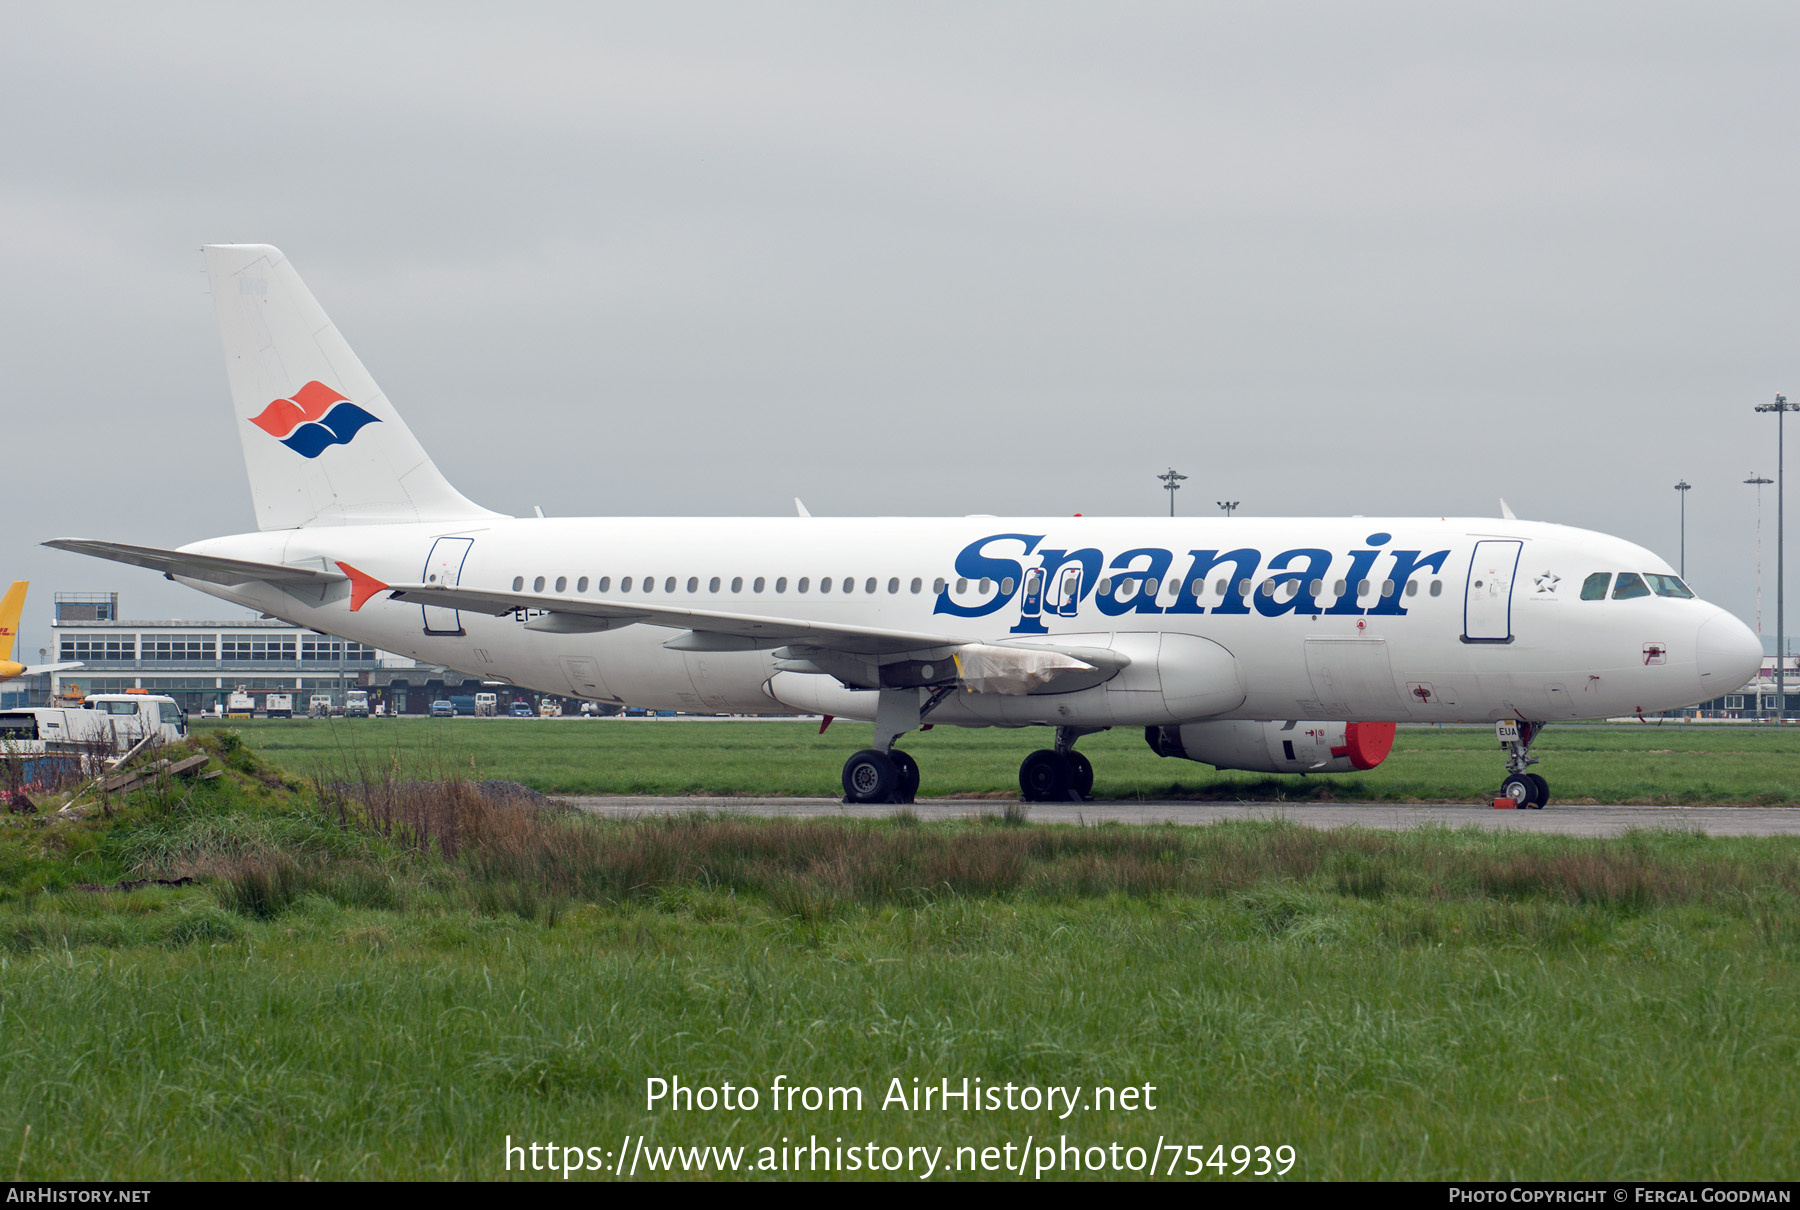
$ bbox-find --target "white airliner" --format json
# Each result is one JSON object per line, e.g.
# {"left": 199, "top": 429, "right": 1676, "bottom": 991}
{"left": 47, "top": 245, "right": 1763, "bottom": 807}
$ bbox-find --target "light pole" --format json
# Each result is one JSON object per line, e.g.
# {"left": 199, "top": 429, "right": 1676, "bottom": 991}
{"left": 1157, "top": 467, "right": 1186, "bottom": 517}
{"left": 1746, "top": 475, "right": 1773, "bottom": 641}
{"left": 1217, "top": 500, "right": 1239, "bottom": 517}
{"left": 1673, "top": 480, "right": 1691, "bottom": 579}
{"left": 1755, "top": 394, "right": 1796, "bottom": 721}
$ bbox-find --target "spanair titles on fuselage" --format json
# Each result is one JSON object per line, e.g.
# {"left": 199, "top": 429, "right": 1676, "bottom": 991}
{"left": 934, "top": 529, "right": 1450, "bottom": 631}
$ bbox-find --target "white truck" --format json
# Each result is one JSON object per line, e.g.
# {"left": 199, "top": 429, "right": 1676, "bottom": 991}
{"left": 474, "top": 692, "right": 498, "bottom": 717}
{"left": 265, "top": 692, "right": 295, "bottom": 719}
{"left": 226, "top": 689, "right": 256, "bottom": 717}
{"left": 310, "top": 694, "right": 334, "bottom": 718}
{"left": 344, "top": 690, "right": 370, "bottom": 718}
{"left": 0, "top": 694, "right": 187, "bottom": 756}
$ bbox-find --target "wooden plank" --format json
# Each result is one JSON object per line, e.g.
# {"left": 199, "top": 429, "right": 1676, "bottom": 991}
{"left": 169, "top": 754, "right": 210, "bottom": 777}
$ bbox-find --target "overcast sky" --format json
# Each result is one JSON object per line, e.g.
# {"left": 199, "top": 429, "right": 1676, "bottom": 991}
{"left": 4, "top": 2, "right": 1797, "bottom": 659}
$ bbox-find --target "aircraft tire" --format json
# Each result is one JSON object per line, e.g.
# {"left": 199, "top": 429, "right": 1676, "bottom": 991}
{"left": 1019, "top": 749, "right": 1073, "bottom": 802}
{"left": 1500, "top": 774, "right": 1534, "bottom": 807}
{"left": 842, "top": 749, "right": 899, "bottom": 804}
{"left": 1067, "top": 750, "right": 1095, "bottom": 798}
{"left": 1526, "top": 773, "right": 1549, "bottom": 809}
{"left": 890, "top": 749, "right": 920, "bottom": 803}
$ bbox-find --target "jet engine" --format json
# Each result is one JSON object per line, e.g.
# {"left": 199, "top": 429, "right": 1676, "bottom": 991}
{"left": 1145, "top": 720, "right": 1396, "bottom": 775}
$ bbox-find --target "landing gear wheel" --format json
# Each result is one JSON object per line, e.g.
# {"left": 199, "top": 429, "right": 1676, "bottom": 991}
{"left": 842, "top": 749, "right": 899, "bottom": 804}
{"left": 1525, "top": 773, "right": 1549, "bottom": 809}
{"left": 1500, "top": 774, "right": 1534, "bottom": 808}
{"left": 890, "top": 749, "right": 920, "bottom": 803}
{"left": 1066, "top": 751, "right": 1094, "bottom": 799}
{"left": 1019, "top": 749, "right": 1074, "bottom": 802}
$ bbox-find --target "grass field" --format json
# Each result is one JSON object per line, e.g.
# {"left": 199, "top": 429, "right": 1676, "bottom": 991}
{"left": 202, "top": 716, "right": 1800, "bottom": 805}
{"left": 3, "top": 728, "right": 1800, "bottom": 1180}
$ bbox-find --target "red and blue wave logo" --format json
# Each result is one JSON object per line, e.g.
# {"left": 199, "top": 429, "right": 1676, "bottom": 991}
{"left": 248, "top": 381, "right": 380, "bottom": 458}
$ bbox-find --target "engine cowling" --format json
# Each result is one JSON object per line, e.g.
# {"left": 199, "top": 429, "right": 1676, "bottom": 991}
{"left": 1145, "top": 720, "right": 1396, "bottom": 774}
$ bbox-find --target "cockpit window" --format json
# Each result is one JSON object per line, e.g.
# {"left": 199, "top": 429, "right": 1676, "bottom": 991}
{"left": 1645, "top": 573, "right": 1694, "bottom": 599}
{"left": 1612, "top": 572, "right": 1652, "bottom": 600}
{"left": 1580, "top": 572, "right": 1611, "bottom": 601}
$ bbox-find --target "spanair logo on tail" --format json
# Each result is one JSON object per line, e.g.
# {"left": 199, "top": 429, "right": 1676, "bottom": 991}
{"left": 248, "top": 381, "right": 380, "bottom": 458}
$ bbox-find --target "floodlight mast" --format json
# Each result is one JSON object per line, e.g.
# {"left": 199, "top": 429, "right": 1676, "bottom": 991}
{"left": 1157, "top": 467, "right": 1187, "bottom": 517}
{"left": 1754, "top": 394, "right": 1796, "bottom": 721}
{"left": 1746, "top": 474, "right": 1773, "bottom": 639}
{"left": 1217, "top": 501, "right": 1239, "bottom": 517}
{"left": 1673, "top": 480, "right": 1691, "bottom": 579}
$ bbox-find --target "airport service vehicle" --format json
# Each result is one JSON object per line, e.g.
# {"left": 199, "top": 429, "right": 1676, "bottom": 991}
{"left": 473, "top": 692, "right": 498, "bottom": 717}
{"left": 429, "top": 699, "right": 454, "bottom": 718}
{"left": 509, "top": 700, "right": 534, "bottom": 717}
{"left": 539, "top": 699, "right": 563, "bottom": 717}
{"left": 0, "top": 693, "right": 186, "bottom": 755}
{"left": 46, "top": 245, "right": 1764, "bottom": 807}
{"left": 226, "top": 689, "right": 256, "bottom": 717}
{"left": 265, "top": 692, "right": 294, "bottom": 719}
{"left": 344, "top": 689, "right": 370, "bottom": 717}
{"left": 308, "top": 694, "right": 334, "bottom": 718}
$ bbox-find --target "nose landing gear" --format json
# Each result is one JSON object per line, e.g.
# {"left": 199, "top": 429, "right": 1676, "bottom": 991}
{"left": 1497, "top": 720, "right": 1549, "bottom": 808}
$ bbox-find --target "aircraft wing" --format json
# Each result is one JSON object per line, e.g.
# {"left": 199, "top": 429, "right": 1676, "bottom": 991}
{"left": 381, "top": 580, "right": 977, "bottom": 656}
{"left": 43, "top": 539, "right": 349, "bottom": 587}
{"left": 25, "top": 662, "right": 84, "bottom": 675}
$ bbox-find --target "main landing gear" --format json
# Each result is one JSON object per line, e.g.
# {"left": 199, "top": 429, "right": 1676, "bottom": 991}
{"left": 1497, "top": 719, "right": 1550, "bottom": 808}
{"left": 1018, "top": 727, "right": 1099, "bottom": 803}
{"left": 840, "top": 687, "right": 950, "bottom": 805}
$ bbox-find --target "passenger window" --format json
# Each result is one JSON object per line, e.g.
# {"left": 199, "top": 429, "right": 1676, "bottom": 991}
{"left": 533, "top": 576, "right": 546, "bottom": 592}
{"left": 843, "top": 577, "right": 854, "bottom": 593}
{"left": 1190, "top": 579, "right": 1204, "bottom": 597}
{"left": 621, "top": 577, "right": 632, "bottom": 592}
{"left": 1405, "top": 580, "right": 1417, "bottom": 597}
{"left": 1236, "top": 579, "right": 1250, "bottom": 597}
{"left": 888, "top": 578, "right": 900, "bottom": 594}
{"left": 750, "top": 577, "right": 762, "bottom": 593}
{"left": 709, "top": 577, "right": 720, "bottom": 593}
{"left": 1312, "top": 579, "right": 1325, "bottom": 596}
{"left": 1381, "top": 580, "right": 1395, "bottom": 597}
{"left": 644, "top": 577, "right": 655, "bottom": 593}
{"left": 934, "top": 578, "right": 946, "bottom": 594}
{"left": 730, "top": 576, "right": 742, "bottom": 593}
{"left": 577, "top": 577, "right": 588, "bottom": 592}
{"left": 687, "top": 577, "right": 699, "bottom": 593}
{"left": 1001, "top": 576, "right": 1016, "bottom": 595}
{"left": 1217, "top": 580, "right": 1229, "bottom": 596}
{"left": 870, "top": 578, "right": 881, "bottom": 594}
{"left": 555, "top": 576, "right": 567, "bottom": 592}
{"left": 598, "top": 576, "right": 611, "bottom": 592}
{"left": 957, "top": 578, "right": 968, "bottom": 594}
{"left": 1581, "top": 573, "right": 1610, "bottom": 601}
{"left": 1259, "top": 580, "right": 1274, "bottom": 597}
{"left": 665, "top": 577, "right": 676, "bottom": 593}
{"left": 819, "top": 577, "right": 831, "bottom": 593}
{"left": 512, "top": 576, "right": 523, "bottom": 591}
{"left": 1357, "top": 579, "right": 1370, "bottom": 597}
{"left": 1646, "top": 573, "right": 1695, "bottom": 599}
{"left": 1143, "top": 577, "right": 1159, "bottom": 597}
{"left": 1612, "top": 572, "right": 1651, "bottom": 600}
{"left": 1429, "top": 580, "right": 1442, "bottom": 597}
{"left": 911, "top": 578, "right": 922, "bottom": 594}
{"left": 799, "top": 577, "right": 810, "bottom": 593}
{"left": 1333, "top": 579, "right": 1345, "bottom": 597}
{"left": 775, "top": 577, "right": 787, "bottom": 593}
{"left": 978, "top": 578, "right": 991, "bottom": 593}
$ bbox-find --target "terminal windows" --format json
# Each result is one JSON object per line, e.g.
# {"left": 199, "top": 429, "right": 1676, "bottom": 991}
{"left": 60, "top": 637, "right": 135, "bottom": 662}
{"left": 143, "top": 635, "right": 214, "bottom": 661}
{"left": 222, "top": 639, "right": 295, "bottom": 661}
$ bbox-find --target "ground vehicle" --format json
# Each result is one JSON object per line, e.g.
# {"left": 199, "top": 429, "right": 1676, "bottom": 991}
{"left": 474, "top": 692, "right": 498, "bottom": 717}
{"left": 309, "top": 694, "right": 333, "bottom": 718}
{"left": 429, "top": 699, "right": 454, "bottom": 717}
{"left": 449, "top": 695, "right": 477, "bottom": 716}
{"left": 344, "top": 689, "right": 370, "bottom": 717}
{"left": 265, "top": 692, "right": 294, "bottom": 719}
{"left": 538, "top": 698, "right": 562, "bottom": 717}
{"left": 226, "top": 689, "right": 255, "bottom": 717}
{"left": 0, "top": 693, "right": 186, "bottom": 755}
{"left": 508, "top": 700, "right": 534, "bottom": 717}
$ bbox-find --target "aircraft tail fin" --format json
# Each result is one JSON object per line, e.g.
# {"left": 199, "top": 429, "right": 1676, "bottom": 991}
{"left": 0, "top": 582, "right": 23, "bottom": 662}
{"left": 202, "top": 244, "right": 504, "bottom": 531}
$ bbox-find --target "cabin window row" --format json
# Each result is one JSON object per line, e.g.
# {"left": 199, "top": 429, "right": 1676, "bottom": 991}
{"left": 510, "top": 575, "right": 946, "bottom": 596}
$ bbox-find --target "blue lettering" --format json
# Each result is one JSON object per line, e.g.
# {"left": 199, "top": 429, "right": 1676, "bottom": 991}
{"left": 1323, "top": 532, "right": 1391, "bottom": 616}
{"left": 1253, "top": 548, "right": 1332, "bottom": 617}
{"left": 1169, "top": 548, "right": 1261, "bottom": 615}
{"left": 1096, "top": 547, "right": 1173, "bottom": 616}
{"left": 937, "top": 534, "right": 1039, "bottom": 619}
{"left": 1366, "top": 548, "right": 1450, "bottom": 615}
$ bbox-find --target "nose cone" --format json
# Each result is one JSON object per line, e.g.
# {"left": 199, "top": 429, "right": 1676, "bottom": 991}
{"left": 1696, "top": 612, "right": 1763, "bottom": 698}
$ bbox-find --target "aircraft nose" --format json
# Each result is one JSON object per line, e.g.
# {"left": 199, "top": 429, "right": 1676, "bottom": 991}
{"left": 1696, "top": 612, "right": 1762, "bottom": 698}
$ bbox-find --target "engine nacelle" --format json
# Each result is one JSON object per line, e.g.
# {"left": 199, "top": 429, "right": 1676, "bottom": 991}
{"left": 1145, "top": 720, "right": 1396, "bottom": 774}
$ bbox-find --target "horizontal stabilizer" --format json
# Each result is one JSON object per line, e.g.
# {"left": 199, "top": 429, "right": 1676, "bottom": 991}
{"left": 43, "top": 539, "right": 348, "bottom": 588}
